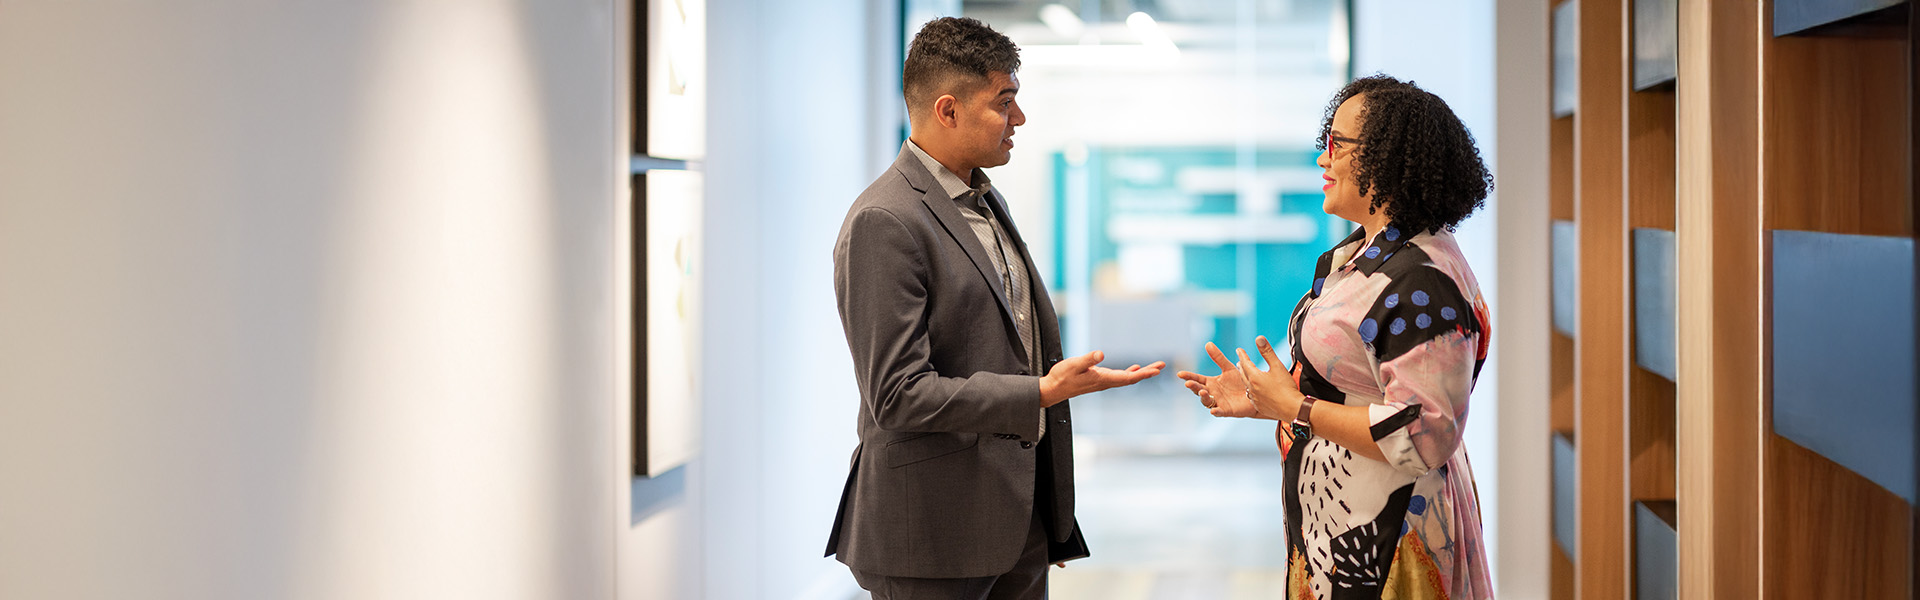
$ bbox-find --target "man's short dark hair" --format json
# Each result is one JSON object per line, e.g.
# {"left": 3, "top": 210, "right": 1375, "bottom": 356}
{"left": 903, "top": 17, "right": 1021, "bottom": 119}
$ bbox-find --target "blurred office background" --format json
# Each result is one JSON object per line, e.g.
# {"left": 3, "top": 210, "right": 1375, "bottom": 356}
{"left": 0, "top": 1, "right": 1548, "bottom": 599}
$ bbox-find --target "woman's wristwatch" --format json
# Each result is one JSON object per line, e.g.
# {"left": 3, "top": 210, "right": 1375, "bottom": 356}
{"left": 1290, "top": 394, "right": 1319, "bottom": 440}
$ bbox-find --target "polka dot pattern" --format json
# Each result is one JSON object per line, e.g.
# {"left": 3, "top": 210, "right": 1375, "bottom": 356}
{"left": 1416, "top": 313, "right": 1432, "bottom": 329}
{"left": 1359, "top": 318, "right": 1379, "bottom": 343}
{"left": 1365, "top": 246, "right": 1381, "bottom": 259}
{"left": 1312, "top": 277, "right": 1325, "bottom": 296}
{"left": 1384, "top": 226, "right": 1401, "bottom": 241}
{"left": 1383, "top": 293, "right": 1399, "bottom": 308}
{"left": 1390, "top": 318, "right": 1406, "bottom": 335}
{"left": 1441, "top": 306, "right": 1458, "bottom": 320}
{"left": 1411, "top": 291, "right": 1429, "bottom": 306}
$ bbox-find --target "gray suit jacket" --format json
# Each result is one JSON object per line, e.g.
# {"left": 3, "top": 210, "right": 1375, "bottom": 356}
{"left": 825, "top": 143, "right": 1086, "bottom": 579}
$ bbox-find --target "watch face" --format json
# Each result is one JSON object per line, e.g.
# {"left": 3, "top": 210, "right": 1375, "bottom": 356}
{"left": 1291, "top": 422, "right": 1312, "bottom": 440}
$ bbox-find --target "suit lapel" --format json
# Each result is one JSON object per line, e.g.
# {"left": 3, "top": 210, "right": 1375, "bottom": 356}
{"left": 989, "top": 188, "right": 1061, "bottom": 367}
{"left": 983, "top": 188, "right": 1059, "bottom": 371}
{"left": 893, "top": 150, "right": 1021, "bottom": 337}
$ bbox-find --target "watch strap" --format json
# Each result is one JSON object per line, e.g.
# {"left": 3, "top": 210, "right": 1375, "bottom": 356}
{"left": 1290, "top": 395, "right": 1318, "bottom": 440}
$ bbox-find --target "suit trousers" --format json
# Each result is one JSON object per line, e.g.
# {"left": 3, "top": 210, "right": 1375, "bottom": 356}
{"left": 850, "top": 506, "right": 1050, "bottom": 600}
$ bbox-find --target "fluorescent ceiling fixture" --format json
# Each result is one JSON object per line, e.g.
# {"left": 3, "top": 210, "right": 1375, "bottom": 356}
{"left": 1020, "top": 43, "right": 1179, "bottom": 67}
{"left": 1328, "top": 3, "right": 1350, "bottom": 67}
{"left": 1039, "top": 4, "right": 1084, "bottom": 38}
{"left": 1125, "top": 11, "right": 1179, "bottom": 55}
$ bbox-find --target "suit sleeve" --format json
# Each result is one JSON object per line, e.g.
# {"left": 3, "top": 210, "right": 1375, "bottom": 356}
{"left": 835, "top": 206, "right": 1042, "bottom": 439}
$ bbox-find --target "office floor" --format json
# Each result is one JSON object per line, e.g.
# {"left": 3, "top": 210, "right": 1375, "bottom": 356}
{"left": 844, "top": 379, "right": 1295, "bottom": 600}
{"left": 1047, "top": 381, "right": 1291, "bottom": 600}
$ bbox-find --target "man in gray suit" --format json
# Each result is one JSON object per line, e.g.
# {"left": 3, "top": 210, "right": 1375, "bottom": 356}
{"left": 826, "top": 17, "right": 1166, "bottom": 599}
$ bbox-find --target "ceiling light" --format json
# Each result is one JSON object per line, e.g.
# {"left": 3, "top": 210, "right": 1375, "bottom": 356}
{"left": 1039, "top": 4, "right": 1085, "bottom": 39}
{"left": 1125, "top": 11, "right": 1179, "bottom": 55}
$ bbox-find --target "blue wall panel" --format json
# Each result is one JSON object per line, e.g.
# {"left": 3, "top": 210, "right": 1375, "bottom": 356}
{"left": 1771, "top": 229, "right": 1916, "bottom": 504}
{"left": 1774, "top": 0, "right": 1904, "bottom": 36}
{"left": 1634, "top": 501, "right": 1677, "bottom": 600}
{"left": 1553, "top": 432, "right": 1578, "bottom": 557}
{"left": 1553, "top": 220, "right": 1578, "bottom": 337}
{"left": 1633, "top": 228, "right": 1677, "bottom": 381}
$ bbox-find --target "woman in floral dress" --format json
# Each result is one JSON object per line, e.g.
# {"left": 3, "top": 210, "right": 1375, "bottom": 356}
{"left": 1178, "top": 75, "right": 1495, "bottom": 600}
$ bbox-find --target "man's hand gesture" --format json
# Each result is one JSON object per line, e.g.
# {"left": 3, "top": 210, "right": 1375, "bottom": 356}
{"left": 1039, "top": 351, "right": 1165, "bottom": 407}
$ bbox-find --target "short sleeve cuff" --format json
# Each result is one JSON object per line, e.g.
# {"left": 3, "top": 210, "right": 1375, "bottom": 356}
{"left": 1369, "top": 403, "right": 1430, "bottom": 476}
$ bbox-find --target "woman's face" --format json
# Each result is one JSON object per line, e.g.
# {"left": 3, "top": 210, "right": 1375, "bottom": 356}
{"left": 1317, "top": 94, "right": 1378, "bottom": 227}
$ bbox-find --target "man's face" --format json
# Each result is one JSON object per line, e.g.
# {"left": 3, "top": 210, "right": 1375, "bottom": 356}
{"left": 955, "top": 71, "right": 1025, "bottom": 170}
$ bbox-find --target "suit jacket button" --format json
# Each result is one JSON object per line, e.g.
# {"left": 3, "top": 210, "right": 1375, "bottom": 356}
{"left": 1020, "top": 441, "right": 1034, "bottom": 449}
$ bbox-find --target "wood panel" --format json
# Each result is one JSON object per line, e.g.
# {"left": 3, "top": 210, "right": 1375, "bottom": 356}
{"left": 1573, "top": 0, "right": 1629, "bottom": 598}
{"left": 1626, "top": 58, "right": 1677, "bottom": 523}
{"left": 1628, "top": 366, "right": 1676, "bottom": 502}
{"left": 1675, "top": 0, "right": 1765, "bottom": 597}
{"left": 1766, "top": 25, "right": 1912, "bottom": 237}
{"left": 1554, "top": 115, "right": 1577, "bottom": 222}
{"left": 1554, "top": 543, "right": 1577, "bottom": 600}
{"left": 1762, "top": 7, "right": 1917, "bottom": 600}
{"left": 1766, "top": 435, "right": 1912, "bottom": 599}
{"left": 1627, "top": 88, "right": 1677, "bottom": 231}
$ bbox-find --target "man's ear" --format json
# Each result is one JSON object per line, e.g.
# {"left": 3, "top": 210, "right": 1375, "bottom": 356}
{"left": 932, "top": 94, "right": 960, "bottom": 129}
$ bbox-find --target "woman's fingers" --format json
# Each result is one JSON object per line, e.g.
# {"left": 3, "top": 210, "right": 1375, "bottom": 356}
{"left": 1256, "top": 335, "right": 1283, "bottom": 369}
{"left": 1205, "top": 342, "right": 1238, "bottom": 374}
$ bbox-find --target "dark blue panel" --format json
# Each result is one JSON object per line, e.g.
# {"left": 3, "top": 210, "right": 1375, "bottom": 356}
{"left": 1553, "top": 432, "right": 1577, "bottom": 557}
{"left": 1774, "top": 0, "right": 1904, "bottom": 36}
{"left": 1633, "top": 229, "right": 1677, "bottom": 381}
{"left": 1634, "top": 501, "right": 1677, "bottom": 600}
{"left": 1553, "top": 220, "right": 1578, "bottom": 337}
{"left": 1771, "top": 230, "right": 1916, "bottom": 504}
{"left": 1632, "top": 0, "right": 1677, "bottom": 91}
{"left": 1552, "top": 0, "right": 1579, "bottom": 117}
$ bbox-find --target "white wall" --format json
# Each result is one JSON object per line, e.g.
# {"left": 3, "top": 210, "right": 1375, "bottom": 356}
{"left": 0, "top": 2, "right": 618, "bottom": 598}
{"left": 622, "top": 1, "right": 889, "bottom": 599}
{"left": 1491, "top": 0, "right": 1553, "bottom": 596}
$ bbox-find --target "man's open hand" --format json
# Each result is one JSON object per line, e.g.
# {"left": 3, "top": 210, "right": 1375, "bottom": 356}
{"left": 1039, "top": 351, "right": 1165, "bottom": 407}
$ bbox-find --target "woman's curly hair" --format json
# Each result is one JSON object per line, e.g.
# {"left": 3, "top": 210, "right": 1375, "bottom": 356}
{"left": 1316, "top": 74, "right": 1493, "bottom": 234}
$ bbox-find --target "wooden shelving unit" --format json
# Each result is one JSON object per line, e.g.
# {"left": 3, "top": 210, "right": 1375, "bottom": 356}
{"left": 1545, "top": 0, "right": 1917, "bottom": 598}
{"left": 1762, "top": 6, "right": 1913, "bottom": 598}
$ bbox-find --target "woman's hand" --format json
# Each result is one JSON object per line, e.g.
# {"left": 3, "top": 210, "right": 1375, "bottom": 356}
{"left": 1236, "top": 336, "right": 1303, "bottom": 421}
{"left": 1174, "top": 342, "right": 1258, "bottom": 418}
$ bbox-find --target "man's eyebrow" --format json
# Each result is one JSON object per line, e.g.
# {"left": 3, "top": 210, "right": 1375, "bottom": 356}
{"left": 997, "top": 87, "right": 1018, "bottom": 97}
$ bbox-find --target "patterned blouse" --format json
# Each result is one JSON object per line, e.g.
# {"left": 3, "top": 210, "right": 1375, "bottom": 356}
{"left": 1281, "top": 224, "right": 1493, "bottom": 600}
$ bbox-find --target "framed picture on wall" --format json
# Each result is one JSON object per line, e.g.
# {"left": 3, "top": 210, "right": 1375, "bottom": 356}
{"left": 633, "top": 0, "right": 704, "bottom": 478}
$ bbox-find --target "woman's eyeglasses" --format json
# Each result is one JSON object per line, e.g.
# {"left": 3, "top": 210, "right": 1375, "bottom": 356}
{"left": 1322, "top": 133, "right": 1364, "bottom": 153}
